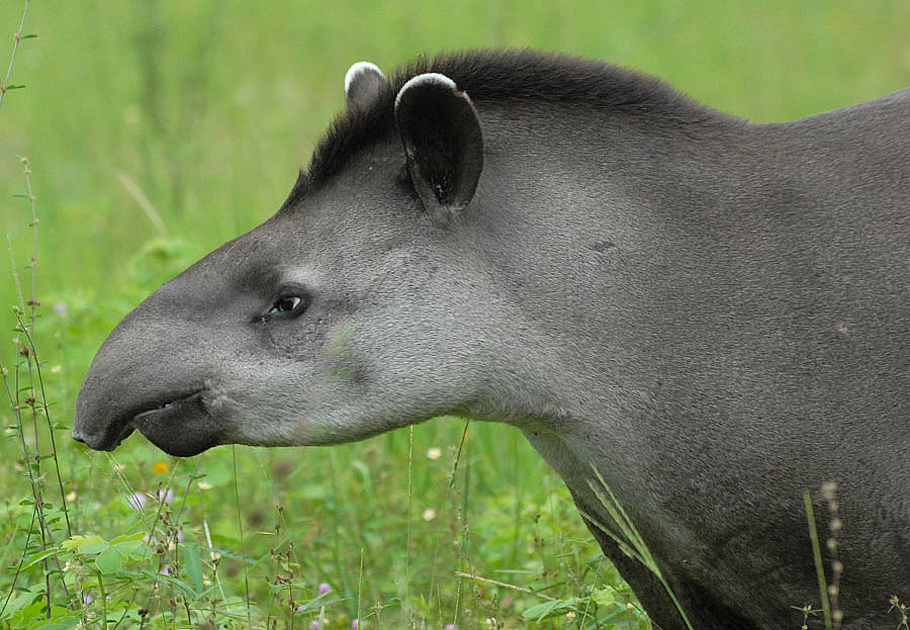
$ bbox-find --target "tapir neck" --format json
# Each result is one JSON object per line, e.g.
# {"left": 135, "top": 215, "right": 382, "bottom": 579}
{"left": 470, "top": 102, "right": 749, "bottom": 428}
{"left": 464, "top": 92, "right": 910, "bottom": 627}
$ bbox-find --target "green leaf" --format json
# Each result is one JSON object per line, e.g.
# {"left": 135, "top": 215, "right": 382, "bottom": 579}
{"left": 110, "top": 531, "right": 146, "bottom": 545}
{"left": 22, "top": 548, "right": 61, "bottom": 570}
{"left": 5, "top": 84, "right": 26, "bottom": 90}
{"left": 21, "top": 34, "right": 38, "bottom": 40}
{"left": 32, "top": 606, "right": 80, "bottom": 630}
{"left": 593, "top": 587, "right": 618, "bottom": 608}
{"left": 113, "top": 540, "right": 144, "bottom": 556}
{"left": 0, "top": 588, "right": 40, "bottom": 620}
{"left": 183, "top": 544, "right": 204, "bottom": 594}
{"left": 95, "top": 546, "right": 122, "bottom": 574}
{"left": 522, "top": 599, "right": 565, "bottom": 622}
{"left": 129, "top": 544, "right": 154, "bottom": 560}
{"left": 61, "top": 534, "right": 104, "bottom": 551}
{"left": 141, "top": 570, "right": 198, "bottom": 598}
{"left": 77, "top": 543, "right": 108, "bottom": 556}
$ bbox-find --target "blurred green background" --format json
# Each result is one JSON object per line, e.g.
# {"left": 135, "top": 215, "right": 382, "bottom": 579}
{"left": 0, "top": 1, "right": 908, "bottom": 628}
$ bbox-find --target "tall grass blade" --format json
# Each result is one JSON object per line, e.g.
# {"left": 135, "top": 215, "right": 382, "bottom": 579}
{"left": 587, "top": 464, "right": 693, "bottom": 630}
{"left": 804, "top": 489, "right": 833, "bottom": 630}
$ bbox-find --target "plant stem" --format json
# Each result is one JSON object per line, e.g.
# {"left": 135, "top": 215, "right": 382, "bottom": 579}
{"left": 98, "top": 572, "right": 108, "bottom": 629}
{"left": 0, "top": 0, "right": 29, "bottom": 110}
{"left": 804, "top": 490, "right": 833, "bottom": 630}
{"left": 232, "top": 446, "right": 251, "bottom": 629}
{"left": 405, "top": 424, "right": 413, "bottom": 620}
{"left": 14, "top": 308, "right": 73, "bottom": 537}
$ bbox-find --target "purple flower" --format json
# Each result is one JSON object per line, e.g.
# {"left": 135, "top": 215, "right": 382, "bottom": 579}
{"left": 318, "top": 582, "right": 331, "bottom": 595}
{"left": 82, "top": 593, "right": 93, "bottom": 605}
{"left": 157, "top": 487, "right": 174, "bottom": 504}
{"left": 444, "top": 625, "right": 457, "bottom": 630}
{"left": 309, "top": 622, "right": 321, "bottom": 630}
{"left": 128, "top": 492, "right": 147, "bottom": 511}
{"left": 351, "top": 619, "right": 359, "bottom": 630}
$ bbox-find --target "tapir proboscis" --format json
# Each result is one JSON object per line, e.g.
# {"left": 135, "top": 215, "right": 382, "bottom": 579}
{"left": 74, "top": 50, "right": 910, "bottom": 629}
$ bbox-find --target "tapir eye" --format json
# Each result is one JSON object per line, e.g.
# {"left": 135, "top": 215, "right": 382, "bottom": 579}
{"left": 272, "top": 296, "right": 301, "bottom": 313}
{"left": 265, "top": 294, "right": 306, "bottom": 319}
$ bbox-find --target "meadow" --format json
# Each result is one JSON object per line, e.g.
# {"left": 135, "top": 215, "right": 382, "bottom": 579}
{"left": 1, "top": 1, "right": 908, "bottom": 628}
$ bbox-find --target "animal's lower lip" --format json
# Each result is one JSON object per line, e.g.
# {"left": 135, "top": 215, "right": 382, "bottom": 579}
{"left": 130, "top": 389, "right": 219, "bottom": 457}
{"left": 133, "top": 391, "right": 205, "bottom": 425}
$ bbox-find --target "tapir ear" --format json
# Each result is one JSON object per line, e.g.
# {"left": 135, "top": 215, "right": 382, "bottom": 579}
{"left": 394, "top": 73, "right": 484, "bottom": 221}
{"left": 344, "top": 62, "right": 388, "bottom": 111}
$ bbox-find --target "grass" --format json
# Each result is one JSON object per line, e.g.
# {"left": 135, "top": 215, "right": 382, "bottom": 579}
{"left": 1, "top": 1, "right": 909, "bottom": 628}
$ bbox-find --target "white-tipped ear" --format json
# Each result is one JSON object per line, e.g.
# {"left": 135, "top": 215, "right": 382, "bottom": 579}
{"left": 394, "top": 72, "right": 484, "bottom": 222}
{"left": 395, "top": 73, "right": 456, "bottom": 108}
{"left": 344, "top": 62, "right": 388, "bottom": 111}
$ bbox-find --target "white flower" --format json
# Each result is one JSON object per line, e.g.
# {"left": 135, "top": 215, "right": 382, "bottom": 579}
{"left": 426, "top": 447, "right": 442, "bottom": 460}
{"left": 128, "top": 492, "right": 147, "bottom": 511}
{"left": 422, "top": 508, "right": 436, "bottom": 522}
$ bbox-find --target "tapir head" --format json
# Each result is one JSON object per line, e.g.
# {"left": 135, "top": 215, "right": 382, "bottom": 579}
{"left": 74, "top": 62, "right": 514, "bottom": 457}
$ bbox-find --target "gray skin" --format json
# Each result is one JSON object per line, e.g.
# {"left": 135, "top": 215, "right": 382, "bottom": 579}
{"left": 74, "top": 51, "right": 910, "bottom": 629}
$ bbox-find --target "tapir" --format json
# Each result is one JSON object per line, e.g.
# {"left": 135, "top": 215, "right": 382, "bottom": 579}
{"left": 74, "top": 50, "right": 910, "bottom": 629}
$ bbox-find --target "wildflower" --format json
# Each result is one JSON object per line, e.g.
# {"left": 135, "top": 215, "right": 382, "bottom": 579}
{"left": 152, "top": 461, "right": 169, "bottom": 474}
{"left": 309, "top": 622, "right": 321, "bottom": 630}
{"left": 351, "top": 619, "right": 359, "bottom": 630}
{"left": 158, "top": 487, "right": 174, "bottom": 503}
{"left": 53, "top": 301, "right": 68, "bottom": 317}
{"left": 422, "top": 508, "right": 436, "bottom": 522}
{"left": 51, "top": 365, "right": 62, "bottom": 374}
{"left": 197, "top": 481, "right": 213, "bottom": 491}
{"left": 444, "top": 625, "right": 457, "bottom": 630}
{"left": 128, "top": 492, "right": 147, "bottom": 511}
{"left": 66, "top": 491, "right": 77, "bottom": 502}
{"left": 318, "top": 582, "right": 331, "bottom": 595}
{"left": 113, "top": 463, "right": 125, "bottom": 473}
{"left": 565, "top": 611, "right": 576, "bottom": 620}
{"left": 82, "top": 593, "right": 93, "bottom": 605}
{"left": 426, "top": 447, "right": 442, "bottom": 460}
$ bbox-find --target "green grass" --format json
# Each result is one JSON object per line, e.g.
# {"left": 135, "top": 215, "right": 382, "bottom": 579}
{"left": 1, "top": 1, "right": 908, "bottom": 628}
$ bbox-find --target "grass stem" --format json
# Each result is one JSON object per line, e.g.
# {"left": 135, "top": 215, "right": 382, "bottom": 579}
{"left": 0, "top": 0, "right": 29, "bottom": 110}
{"left": 804, "top": 489, "right": 833, "bottom": 630}
{"left": 232, "top": 445, "right": 252, "bottom": 629}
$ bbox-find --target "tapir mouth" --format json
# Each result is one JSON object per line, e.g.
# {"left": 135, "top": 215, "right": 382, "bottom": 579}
{"left": 129, "top": 389, "right": 221, "bottom": 457}
{"left": 132, "top": 390, "right": 205, "bottom": 425}
{"left": 74, "top": 388, "right": 213, "bottom": 456}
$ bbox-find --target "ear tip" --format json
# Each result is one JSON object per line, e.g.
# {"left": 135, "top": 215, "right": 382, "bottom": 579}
{"left": 395, "top": 72, "right": 459, "bottom": 109}
{"left": 344, "top": 61, "right": 385, "bottom": 96}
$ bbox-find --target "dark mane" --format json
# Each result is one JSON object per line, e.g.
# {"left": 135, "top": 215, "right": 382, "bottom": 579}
{"left": 287, "top": 49, "right": 718, "bottom": 204}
